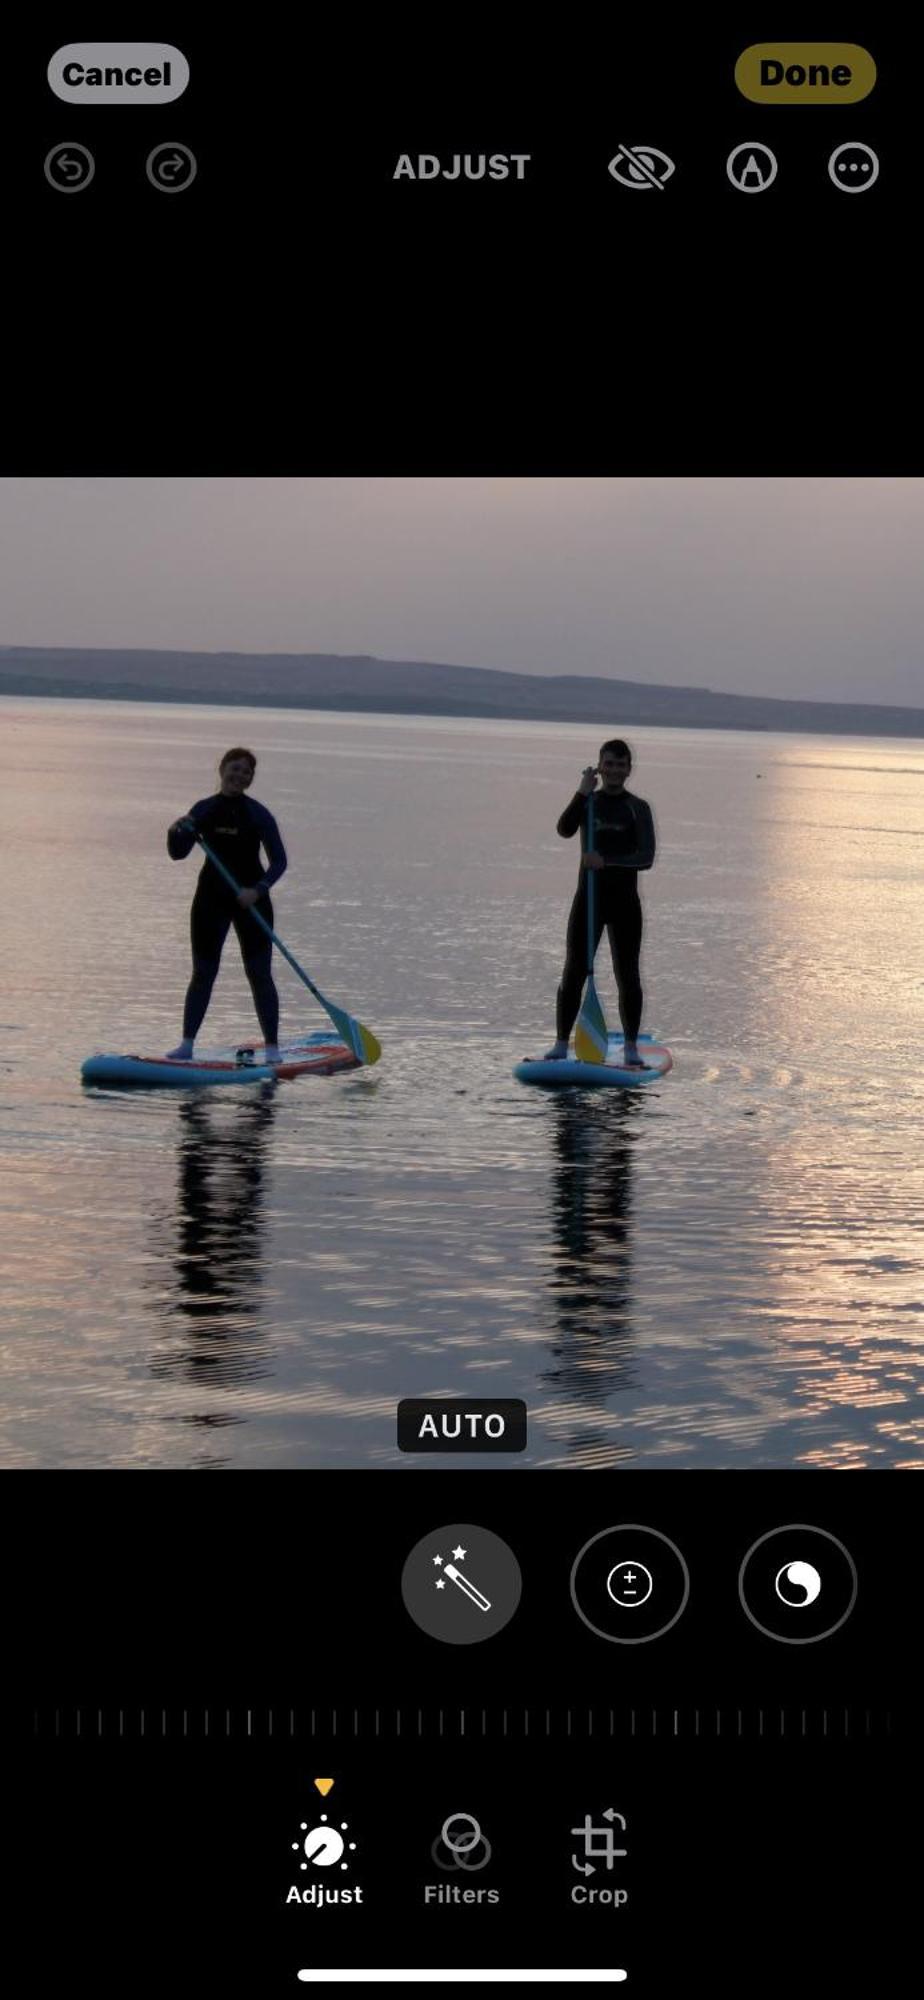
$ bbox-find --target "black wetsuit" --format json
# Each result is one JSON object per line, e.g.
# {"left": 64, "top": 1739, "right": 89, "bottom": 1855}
{"left": 167, "top": 794, "right": 288, "bottom": 1044}
{"left": 556, "top": 787, "right": 656, "bottom": 1043}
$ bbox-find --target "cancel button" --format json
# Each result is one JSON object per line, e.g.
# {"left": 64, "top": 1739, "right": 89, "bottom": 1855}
{"left": 48, "top": 44, "right": 189, "bottom": 103}
{"left": 397, "top": 1398, "right": 527, "bottom": 1453}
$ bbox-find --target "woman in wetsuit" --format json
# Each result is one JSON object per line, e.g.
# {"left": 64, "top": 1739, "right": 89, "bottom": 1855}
{"left": 546, "top": 738, "right": 656, "bottom": 1066}
{"left": 166, "top": 747, "right": 288, "bottom": 1063}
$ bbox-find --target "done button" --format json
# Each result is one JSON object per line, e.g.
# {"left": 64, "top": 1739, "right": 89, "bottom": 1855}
{"left": 735, "top": 43, "right": 876, "bottom": 104}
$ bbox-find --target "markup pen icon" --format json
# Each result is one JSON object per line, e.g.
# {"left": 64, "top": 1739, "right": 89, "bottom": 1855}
{"left": 726, "top": 143, "right": 778, "bottom": 192}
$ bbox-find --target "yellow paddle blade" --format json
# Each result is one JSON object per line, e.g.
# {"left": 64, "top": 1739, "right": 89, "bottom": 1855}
{"left": 324, "top": 996, "right": 382, "bottom": 1066}
{"left": 356, "top": 1022, "right": 382, "bottom": 1065}
{"left": 574, "top": 980, "right": 609, "bottom": 1065}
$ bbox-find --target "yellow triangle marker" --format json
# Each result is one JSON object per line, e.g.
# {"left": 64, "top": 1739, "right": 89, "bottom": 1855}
{"left": 314, "top": 1778, "right": 335, "bottom": 1797}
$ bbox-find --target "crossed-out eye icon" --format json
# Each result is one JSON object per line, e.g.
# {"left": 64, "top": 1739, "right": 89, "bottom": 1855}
{"left": 608, "top": 144, "right": 675, "bottom": 190}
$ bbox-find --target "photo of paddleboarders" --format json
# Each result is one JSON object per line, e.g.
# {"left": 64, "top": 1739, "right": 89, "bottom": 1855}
{"left": 4, "top": 476, "right": 924, "bottom": 1470}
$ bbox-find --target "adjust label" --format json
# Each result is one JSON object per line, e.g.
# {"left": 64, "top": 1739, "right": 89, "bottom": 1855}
{"left": 394, "top": 155, "right": 531, "bottom": 181}
{"left": 397, "top": 1398, "right": 527, "bottom": 1452}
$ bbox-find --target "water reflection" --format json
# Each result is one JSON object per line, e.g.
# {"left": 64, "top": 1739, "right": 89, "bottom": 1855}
{"left": 540, "top": 1095, "right": 640, "bottom": 1447}
{"left": 148, "top": 1089, "right": 278, "bottom": 1395}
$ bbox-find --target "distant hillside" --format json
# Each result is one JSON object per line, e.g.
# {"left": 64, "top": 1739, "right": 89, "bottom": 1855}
{"left": 2, "top": 646, "right": 924, "bottom": 738}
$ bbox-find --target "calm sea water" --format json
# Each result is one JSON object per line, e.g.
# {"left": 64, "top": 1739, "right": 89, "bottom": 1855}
{"left": 3, "top": 698, "right": 924, "bottom": 1469}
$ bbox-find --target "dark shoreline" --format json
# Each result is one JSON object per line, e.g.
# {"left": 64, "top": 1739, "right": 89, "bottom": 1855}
{"left": 7, "top": 678, "right": 924, "bottom": 740}
{"left": 4, "top": 646, "right": 924, "bottom": 741}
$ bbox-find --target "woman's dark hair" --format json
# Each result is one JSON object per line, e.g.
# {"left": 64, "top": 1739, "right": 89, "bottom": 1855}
{"left": 219, "top": 747, "right": 257, "bottom": 774}
{"left": 598, "top": 738, "right": 632, "bottom": 767}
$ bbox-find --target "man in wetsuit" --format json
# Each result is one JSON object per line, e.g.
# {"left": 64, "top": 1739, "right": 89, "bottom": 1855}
{"left": 165, "top": 747, "right": 288, "bottom": 1063}
{"left": 546, "top": 738, "right": 656, "bottom": 1066}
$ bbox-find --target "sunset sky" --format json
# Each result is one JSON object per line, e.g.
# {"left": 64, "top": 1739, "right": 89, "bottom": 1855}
{"left": 2, "top": 476, "right": 922, "bottom": 705}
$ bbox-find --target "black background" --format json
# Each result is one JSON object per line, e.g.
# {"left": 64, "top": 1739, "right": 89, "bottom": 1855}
{"left": 6, "top": 20, "right": 921, "bottom": 1996}
{"left": 4, "top": 23, "right": 920, "bottom": 468}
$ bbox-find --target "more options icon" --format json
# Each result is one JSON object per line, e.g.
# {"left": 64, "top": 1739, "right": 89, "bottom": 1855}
{"left": 570, "top": 1525, "right": 689, "bottom": 1644}
{"left": 828, "top": 142, "right": 879, "bottom": 192}
{"left": 738, "top": 1525, "right": 857, "bottom": 1643}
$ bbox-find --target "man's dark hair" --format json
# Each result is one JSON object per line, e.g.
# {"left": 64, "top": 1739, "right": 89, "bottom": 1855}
{"left": 219, "top": 747, "right": 257, "bottom": 774}
{"left": 598, "top": 738, "right": 632, "bottom": 767}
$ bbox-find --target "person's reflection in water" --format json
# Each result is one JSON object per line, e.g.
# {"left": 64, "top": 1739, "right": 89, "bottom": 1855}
{"left": 148, "top": 1088, "right": 278, "bottom": 1401}
{"left": 538, "top": 1092, "right": 641, "bottom": 1464}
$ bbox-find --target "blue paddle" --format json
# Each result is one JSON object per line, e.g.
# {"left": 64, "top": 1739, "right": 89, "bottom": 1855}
{"left": 194, "top": 834, "right": 382, "bottom": 1066}
{"left": 573, "top": 792, "right": 609, "bottom": 1064}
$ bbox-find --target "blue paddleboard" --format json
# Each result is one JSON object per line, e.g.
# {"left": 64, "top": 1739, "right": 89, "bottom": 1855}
{"left": 514, "top": 1032, "right": 673, "bottom": 1089}
{"left": 81, "top": 1031, "right": 359, "bottom": 1088}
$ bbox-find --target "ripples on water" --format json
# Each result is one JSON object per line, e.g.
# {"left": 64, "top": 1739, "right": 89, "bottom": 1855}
{"left": 3, "top": 703, "right": 923, "bottom": 1467}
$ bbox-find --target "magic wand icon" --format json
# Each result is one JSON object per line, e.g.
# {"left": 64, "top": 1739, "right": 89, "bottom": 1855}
{"left": 443, "top": 1564, "right": 492, "bottom": 1612}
